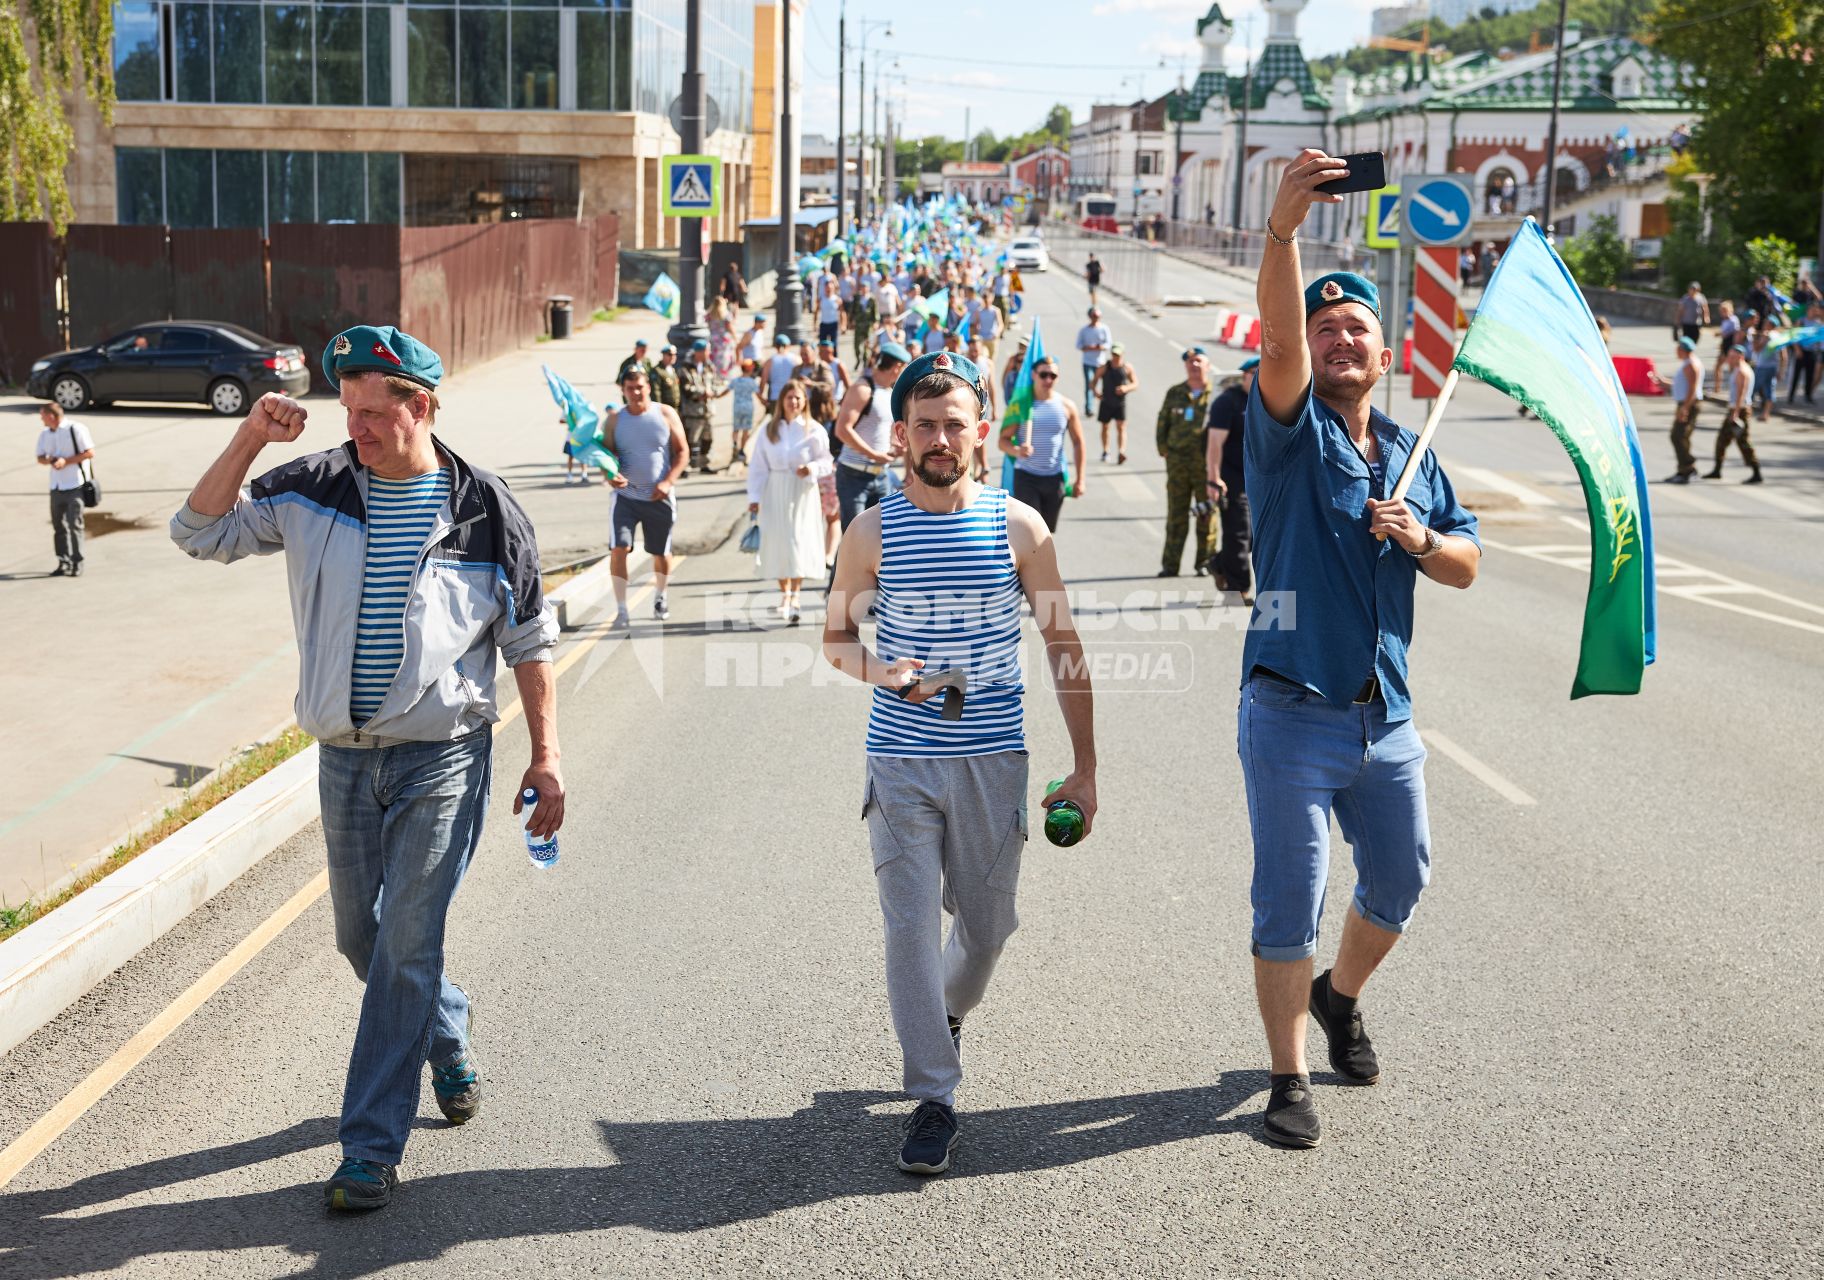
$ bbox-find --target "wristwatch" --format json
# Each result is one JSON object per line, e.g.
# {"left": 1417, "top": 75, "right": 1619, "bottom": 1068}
{"left": 1414, "top": 527, "right": 1445, "bottom": 559}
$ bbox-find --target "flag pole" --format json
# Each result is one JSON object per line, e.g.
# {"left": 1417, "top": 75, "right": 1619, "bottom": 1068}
{"left": 1377, "top": 366, "right": 1460, "bottom": 539}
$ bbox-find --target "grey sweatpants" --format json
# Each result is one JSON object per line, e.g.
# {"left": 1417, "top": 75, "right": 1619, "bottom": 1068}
{"left": 864, "top": 750, "right": 1028, "bottom": 1107}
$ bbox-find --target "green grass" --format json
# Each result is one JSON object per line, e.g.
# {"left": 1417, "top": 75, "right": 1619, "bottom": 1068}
{"left": 592, "top": 307, "right": 625, "bottom": 324}
{"left": 0, "top": 728, "right": 315, "bottom": 945}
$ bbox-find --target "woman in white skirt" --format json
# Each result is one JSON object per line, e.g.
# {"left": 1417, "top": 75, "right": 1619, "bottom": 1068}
{"left": 747, "top": 379, "right": 832, "bottom": 625}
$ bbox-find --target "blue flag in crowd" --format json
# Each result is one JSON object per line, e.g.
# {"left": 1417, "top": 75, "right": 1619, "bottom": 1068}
{"left": 643, "top": 272, "right": 680, "bottom": 322}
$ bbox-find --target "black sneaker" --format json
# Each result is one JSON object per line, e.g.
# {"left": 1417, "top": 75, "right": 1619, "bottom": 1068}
{"left": 1263, "top": 1074, "right": 1321, "bottom": 1149}
{"left": 323, "top": 1156, "right": 398, "bottom": 1211}
{"left": 897, "top": 1100, "right": 959, "bottom": 1175}
{"left": 1309, "top": 969, "right": 1381, "bottom": 1085}
{"left": 431, "top": 1054, "right": 482, "bottom": 1125}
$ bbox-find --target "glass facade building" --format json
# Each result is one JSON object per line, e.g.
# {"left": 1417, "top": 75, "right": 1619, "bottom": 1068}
{"left": 112, "top": 0, "right": 754, "bottom": 226}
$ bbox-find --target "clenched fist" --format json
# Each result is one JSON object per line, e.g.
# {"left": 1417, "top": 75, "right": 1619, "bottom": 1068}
{"left": 240, "top": 393, "right": 308, "bottom": 445}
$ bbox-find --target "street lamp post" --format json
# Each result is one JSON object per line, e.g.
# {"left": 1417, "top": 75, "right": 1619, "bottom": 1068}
{"left": 1540, "top": 0, "right": 1570, "bottom": 239}
{"left": 775, "top": 0, "right": 804, "bottom": 342}
{"left": 836, "top": 3, "right": 846, "bottom": 239}
{"left": 851, "top": 19, "right": 891, "bottom": 228}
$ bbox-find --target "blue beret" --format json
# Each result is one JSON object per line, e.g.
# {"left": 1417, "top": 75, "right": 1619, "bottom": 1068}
{"left": 876, "top": 339, "right": 912, "bottom": 364}
{"left": 660, "top": 344, "right": 676, "bottom": 354}
{"left": 891, "top": 350, "right": 986, "bottom": 423}
{"left": 1182, "top": 345, "right": 1207, "bottom": 359}
{"left": 1676, "top": 336, "right": 1696, "bottom": 351}
{"left": 1304, "top": 271, "right": 1381, "bottom": 321}
{"left": 634, "top": 338, "right": 649, "bottom": 347}
{"left": 1239, "top": 355, "right": 1261, "bottom": 372}
{"left": 322, "top": 325, "right": 442, "bottom": 391}
{"left": 773, "top": 334, "right": 792, "bottom": 347}
{"left": 690, "top": 338, "right": 709, "bottom": 351}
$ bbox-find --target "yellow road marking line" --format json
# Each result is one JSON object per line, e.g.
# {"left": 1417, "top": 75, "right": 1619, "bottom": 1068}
{"left": 0, "top": 562, "right": 674, "bottom": 1190}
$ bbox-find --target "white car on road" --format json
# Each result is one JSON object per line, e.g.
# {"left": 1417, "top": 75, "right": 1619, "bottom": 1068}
{"left": 1008, "top": 237, "right": 1050, "bottom": 272}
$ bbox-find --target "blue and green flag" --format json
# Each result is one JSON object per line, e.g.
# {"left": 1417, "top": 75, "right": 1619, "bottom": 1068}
{"left": 541, "top": 364, "right": 617, "bottom": 476}
{"left": 642, "top": 272, "right": 680, "bottom": 322}
{"left": 1453, "top": 218, "right": 1655, "bottom": 696}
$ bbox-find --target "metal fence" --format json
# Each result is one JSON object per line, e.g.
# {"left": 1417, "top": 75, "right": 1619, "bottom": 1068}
{"left": 0, "top": 216, "right": 622, "bottom": 391}
{"left": 1158, "top": 222, "right": 1361, "bottom": 279}
{"left": 1046, "top": 223, "right": 1161, "bottom": 306}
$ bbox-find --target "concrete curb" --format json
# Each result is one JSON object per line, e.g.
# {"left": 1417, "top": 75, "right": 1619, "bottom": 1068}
{"left": 0, "top": 747, "right": 321, "bottom": 1059}
{"left": 0, "top": 562, "right": 622, "bottom": 1061}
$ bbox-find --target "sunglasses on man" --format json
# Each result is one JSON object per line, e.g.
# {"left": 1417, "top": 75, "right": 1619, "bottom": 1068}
{"left": 1035, "top": 371, "right": 1058, "bottom": 381}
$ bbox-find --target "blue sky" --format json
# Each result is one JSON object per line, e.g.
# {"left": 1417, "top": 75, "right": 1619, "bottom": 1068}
{"left": 797, "top": 0, "right": 1391, "bottom": 144}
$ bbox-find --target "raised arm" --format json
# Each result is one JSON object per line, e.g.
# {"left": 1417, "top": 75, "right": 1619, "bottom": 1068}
{"left": 1257, "top": 150, "right": 1348, "bottom": 424}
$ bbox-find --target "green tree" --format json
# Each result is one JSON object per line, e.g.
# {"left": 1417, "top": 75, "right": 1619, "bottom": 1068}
{"left": 1043, "top": 103, "right": 1071, "bottom": 142}
{"left": 2, "top": 0, "right": 117, "bottom": 230}
{"left": 1558, "top": 214, "right": 1632, "bottom": 288}
{"left": 1651, "top": 0, "right": 1824, "bottom": 258}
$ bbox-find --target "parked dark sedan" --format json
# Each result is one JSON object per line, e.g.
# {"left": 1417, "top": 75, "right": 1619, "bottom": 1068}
{"left": 27, "top": 321, "right": 309, "bottom": 416}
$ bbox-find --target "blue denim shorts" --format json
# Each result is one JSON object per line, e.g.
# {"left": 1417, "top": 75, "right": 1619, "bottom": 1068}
{"left": 1237, "top": 675, "right": 1432, "bottom": 961}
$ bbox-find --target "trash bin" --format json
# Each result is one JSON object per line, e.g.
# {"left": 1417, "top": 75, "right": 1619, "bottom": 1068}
{"left": 548, "top": 295, "right": 574, "bottom": 340}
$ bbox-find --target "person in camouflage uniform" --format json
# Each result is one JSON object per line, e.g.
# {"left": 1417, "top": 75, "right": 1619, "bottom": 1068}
{"left": 650, "top": 344, "right": 683, "bottom": 414}
{"left": 617, "top": 338, "right": 656, "bottom": 387}
{"left": 1156, "top": 346, "right": 1217, "bottom": 577}
{"left": 679, "top": 338, "right": 729, "bottom": 473}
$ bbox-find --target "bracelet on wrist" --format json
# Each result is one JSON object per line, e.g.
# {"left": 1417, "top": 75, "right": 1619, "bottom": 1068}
{"left": 1266, "top": 216, "right": 1296, "bottom": 247}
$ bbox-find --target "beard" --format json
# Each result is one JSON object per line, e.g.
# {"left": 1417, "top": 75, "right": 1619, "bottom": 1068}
{"left": 912, "top": 448, "right": 965, "bottom": 487}
{"left": 1312, "top": 356, "right": 1381, "bottom": 401}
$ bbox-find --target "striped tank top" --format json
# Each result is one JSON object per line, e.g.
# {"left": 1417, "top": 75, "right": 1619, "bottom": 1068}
{"left": 351, "top": 468, "right": 450, "bottom": 725}
{"left": 866, "top": 486, "right": 1026, "bottom": 758}
{"left": 1015, "top": 398, "right": 1068, "bottom": 477}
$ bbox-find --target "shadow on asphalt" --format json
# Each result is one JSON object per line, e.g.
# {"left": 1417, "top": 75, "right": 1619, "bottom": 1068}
{"left": 0, "top": 1077, "right": 1269, "bottom": 1275}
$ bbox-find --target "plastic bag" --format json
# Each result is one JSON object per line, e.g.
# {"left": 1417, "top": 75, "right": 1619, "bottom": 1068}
{"left": 739, "top": 515, "right": 761, "bottom": 555}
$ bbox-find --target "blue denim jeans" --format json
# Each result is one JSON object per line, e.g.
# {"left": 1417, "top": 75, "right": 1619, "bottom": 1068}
{"left": 319, "top": 728, "right": 492, "bottom": 1164}
{"left": 835, "top": 462, "right": 891, "bottom": 530}
{"left": 1237, "top": 676, "right": 1431, "bottom": 962}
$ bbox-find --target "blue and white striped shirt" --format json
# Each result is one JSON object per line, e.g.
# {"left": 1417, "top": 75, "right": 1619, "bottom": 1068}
{"left": 1015, "top": 399, "right": 1069, "bottom": 478}
{"left": 866, "top": 486, "right": 1026, "bottom": 758}
{"left": 351, "top": 469, "right": 450, "bottom": 725}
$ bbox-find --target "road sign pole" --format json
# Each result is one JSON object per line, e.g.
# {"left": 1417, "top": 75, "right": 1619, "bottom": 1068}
{"left": 1383, "top": 244, "right": 1406, "bottom": 415}
{"left": 668, "top": 0, "right": 707, "bottom": 348}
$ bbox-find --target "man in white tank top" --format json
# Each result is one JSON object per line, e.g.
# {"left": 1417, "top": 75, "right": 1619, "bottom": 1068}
{"left": 830, "top": 341, "right": 912, "bottom": 533}
{"left": 823, "top": 350, "right": 1100, "bottom": 1177}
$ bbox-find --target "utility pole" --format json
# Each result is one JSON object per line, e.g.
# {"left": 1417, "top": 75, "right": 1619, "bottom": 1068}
{"left": 1230, "top": 51, "right": 1253, "bottom": 228}
{"left": 1539, "top": 0, "right": 1569, "bottom": 240}
{"left": 668, "top": 0, "right": 707, "bottom": 346}
{"left": 964, "top": 107, "right": 972, "bottom": 164}
{"left": 885, "top": 99, "right": 897, "bottom": 216}
{"left": 872, "top": 64, "right": 882, "bottom": 213}
{"left": 835, "top": 3, "right": 846, "bottom": 239}
{"left": 1171, "top": 80, "right": 1185, "bottom": 225}
{"left": 857, "top": 43, "right": 868, "bottom": 225}
{"left": 775, "top": 0, "right": 804, "bottom": 342}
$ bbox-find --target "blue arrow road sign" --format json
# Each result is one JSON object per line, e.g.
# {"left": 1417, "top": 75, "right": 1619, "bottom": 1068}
{"left": 1401, "top": 175, "right": 1474, "bottom": 247}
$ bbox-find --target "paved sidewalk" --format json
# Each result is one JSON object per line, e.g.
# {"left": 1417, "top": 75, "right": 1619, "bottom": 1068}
{"left": 0, "top": 305, "right": 751, "bottom": 907}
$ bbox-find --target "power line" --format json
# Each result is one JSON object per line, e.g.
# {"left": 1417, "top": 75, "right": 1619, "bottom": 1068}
{"left": 887, "top": 47, "right": 1170, "bottom": 72}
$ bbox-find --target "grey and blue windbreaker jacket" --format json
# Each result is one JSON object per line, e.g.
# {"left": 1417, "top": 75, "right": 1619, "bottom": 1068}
{"left": 170, "top": 437, "right": 557, "bottom": 743}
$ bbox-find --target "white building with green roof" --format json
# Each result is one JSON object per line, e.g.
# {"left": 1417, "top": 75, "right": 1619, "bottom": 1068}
{"left": 1161, "top": 3, "right": 1695, "bottom": 244}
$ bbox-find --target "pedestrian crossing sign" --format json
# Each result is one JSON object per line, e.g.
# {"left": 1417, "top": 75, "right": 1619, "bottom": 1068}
{"left": 1365, "top": 186, "right": 1401, "bottom": 250}
{"left": 662, "top": 155, "right": 721, "bottom": 218}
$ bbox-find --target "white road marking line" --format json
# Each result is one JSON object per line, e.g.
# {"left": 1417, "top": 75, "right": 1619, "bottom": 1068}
{"left": 0, "top": 562, "right": 678, "bottom": 1191}
{"left": 1135, "top": 320, "right": 1165, "bottom": 339}
{"left": 1736, "top": 486, "right": 1824, "bottom": 518}
{"left": 1651, "top": 483, "right": 1730, "bottom": 514}
{"left": 1483, "top": 534, "right": 1824, "bottom": 634}
{"left": 1420, "top": 730, "right": 1536, "bottom": 805}
{"left": 1109, "top": 473, "right": 1154, "bottom": 505}
{"left": 1556, "top": 513, "right": 1590, "bottom": 532}
{"left": 1455, "top": 465, "right": 1559, "bottom": 508}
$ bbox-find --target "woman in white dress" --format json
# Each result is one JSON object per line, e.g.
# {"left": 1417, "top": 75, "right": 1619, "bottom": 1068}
{"left": 746, "top": 379, "right": 832, "bottom": 625}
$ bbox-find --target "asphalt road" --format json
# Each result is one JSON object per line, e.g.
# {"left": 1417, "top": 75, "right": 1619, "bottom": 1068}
{"left": 2, "top": 250, "right": 1820, "bottom": 1278}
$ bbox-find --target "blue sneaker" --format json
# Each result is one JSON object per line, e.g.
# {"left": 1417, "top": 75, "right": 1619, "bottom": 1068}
{"left": 431, "top": 1054, "right": 482, "bottom": 1125}
{"left": 323, "top": 1157, "right": 397, "bottom": 1211}
{"left": 897, "top": 1100, "right": 960, "bottom": 1175}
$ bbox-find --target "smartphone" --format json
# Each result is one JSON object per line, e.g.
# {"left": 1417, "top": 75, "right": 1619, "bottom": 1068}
{"left": 1314, "top": 152, "right": 1387, "bottom": 197}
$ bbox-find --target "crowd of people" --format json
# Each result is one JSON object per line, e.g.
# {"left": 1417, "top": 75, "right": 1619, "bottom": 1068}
{"left": 1658, "top": 273, "right": 1822, "bottom": 485}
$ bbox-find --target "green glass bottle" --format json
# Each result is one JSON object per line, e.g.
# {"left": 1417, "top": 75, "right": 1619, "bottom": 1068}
{"left": 1042, "top": 778, "right": 1085, "bottom": 847}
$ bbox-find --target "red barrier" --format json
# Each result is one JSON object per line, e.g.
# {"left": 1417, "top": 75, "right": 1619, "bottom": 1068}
{"left": 1219, "top": 313, "right": 1239, "bottom": 342}
{"left": 1611, "top": 354, "right": 1665, "bottom": 396}
{"left": 1242, "top": 319, "right": 1262, "bottom": 351}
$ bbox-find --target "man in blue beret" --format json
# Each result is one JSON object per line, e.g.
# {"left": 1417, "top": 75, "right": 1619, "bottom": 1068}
{"left": 823, "top": 349, "right": 1098, "bottom": 1177}
{"left": 169, "top": 324, "right": 563, "bottom": 1209}
{"left": 679, "top": 337, "right": 729, "bottom": 474}
{"left": 1239, "top": 152, "right": 1482, "bottom": 1150}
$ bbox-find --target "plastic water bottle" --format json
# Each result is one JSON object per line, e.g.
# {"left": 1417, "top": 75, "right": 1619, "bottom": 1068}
{"left": 1042, "top": 778, "right": 1085, "bottom": 848}
{"left": 521, "top": 787, "right": 559, "bottom": 869}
